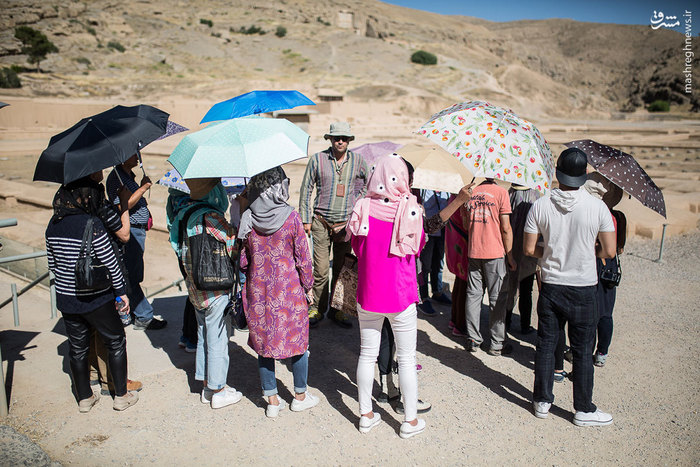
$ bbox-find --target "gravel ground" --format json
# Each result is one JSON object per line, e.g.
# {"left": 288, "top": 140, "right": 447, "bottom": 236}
{"left": 2, "top": 232, "right": 699, "bottom": 466}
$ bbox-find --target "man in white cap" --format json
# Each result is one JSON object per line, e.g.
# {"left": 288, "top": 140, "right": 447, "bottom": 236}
{"left": 524, "top": 148, "right": 616, "bottom": 427}
{"left": 299, "top": 122, "right": 369, "bottom": 328}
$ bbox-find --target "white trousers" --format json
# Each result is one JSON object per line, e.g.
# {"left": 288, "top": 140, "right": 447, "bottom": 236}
{"left": 356, "top": 303, "right": 418, "bottom": 421}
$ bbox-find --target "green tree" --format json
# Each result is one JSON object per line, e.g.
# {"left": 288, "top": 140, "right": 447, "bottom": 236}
{"left": 14, "top": 26, "right": 58, "bottom": 72}
{"left": 275, "top": 26, "right": 287, "bottom": 38}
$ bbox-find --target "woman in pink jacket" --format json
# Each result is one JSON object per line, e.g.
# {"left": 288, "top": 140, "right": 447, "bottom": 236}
{"left": 348, "top": 153, "right": 426, "bottom": 439}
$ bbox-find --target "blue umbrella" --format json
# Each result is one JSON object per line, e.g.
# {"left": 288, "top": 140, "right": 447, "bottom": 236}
{"left": 200, "top": 90, "right": 315, "bottom": 123}
{"left": 158, "top": 168, "right": 246, "bottom": 194}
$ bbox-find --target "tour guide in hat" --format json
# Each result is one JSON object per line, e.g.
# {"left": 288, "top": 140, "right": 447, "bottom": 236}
{"left": 299, "top": 122, "right": 369, "bottom": 328}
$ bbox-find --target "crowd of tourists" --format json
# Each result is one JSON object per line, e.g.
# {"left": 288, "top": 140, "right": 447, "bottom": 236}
{"left": 45, "top": 121, "right": 625, "bottom": 436}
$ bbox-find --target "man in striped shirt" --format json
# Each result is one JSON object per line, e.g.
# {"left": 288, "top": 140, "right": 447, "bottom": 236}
{"left": 299, "top": 122, "right": 369, "bottom": 328}
{"left": 107, "top": 154, "right": 167, "bottom": 331}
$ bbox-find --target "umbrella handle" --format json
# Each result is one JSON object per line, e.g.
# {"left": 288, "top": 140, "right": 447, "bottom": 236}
{"left": 136, "top": 145, "right": 150, "bottom": 198}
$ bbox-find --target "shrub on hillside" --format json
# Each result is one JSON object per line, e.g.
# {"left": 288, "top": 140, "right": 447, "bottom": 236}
{"left": 238, "top": 25, "right": 265, "bottom": 35}
{"left": 275, "top": 26, "right": 287, "bottom": 37}
{"left": 107, "top": 41, "right": 125, "bottom": 52}
{"left": 647, "top": 100, "right": 670, "bottom": 112}
{"left": 200, "top": 18, "right": 213, "bottom": 27}
{"left": 0, "top": 67, "right": 21, "bottom": 88}
{"left": 411, "top": 50, "right": 437, "bottom": 65}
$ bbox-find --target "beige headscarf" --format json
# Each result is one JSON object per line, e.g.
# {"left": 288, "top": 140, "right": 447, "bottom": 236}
{"left": 584, "top": 172, "right": 623, "bottom": 208}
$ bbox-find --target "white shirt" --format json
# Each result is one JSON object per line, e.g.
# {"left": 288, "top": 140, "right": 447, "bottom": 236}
{"left": 524, "top": 188, "right": 615, "bottom": 286}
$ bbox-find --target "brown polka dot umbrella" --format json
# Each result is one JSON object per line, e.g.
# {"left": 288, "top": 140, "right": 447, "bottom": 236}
{"left": 564, "top": 139, "right": 666, "bottom": 218}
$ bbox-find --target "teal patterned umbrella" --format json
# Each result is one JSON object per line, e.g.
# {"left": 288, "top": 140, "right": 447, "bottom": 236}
{"left": 168, "top": 117, "right": 309, "bottom": 179}
{"left": 417, "top": 100, "right": 554, "bottom": 194}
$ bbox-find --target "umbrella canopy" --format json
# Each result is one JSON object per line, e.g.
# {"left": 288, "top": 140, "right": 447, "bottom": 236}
{"left": 201, "top": 90, "right": 315, "bottom": 123}
{"left": 158, "top": 168, "right": 246, "bottom": 194}
{"left": 0, "top": 102, "right": 9, "bottom": 109}
{"left": 417, "top": 100, "right": 554, "bottom": 194}
{"left": 564, "top": 139, "right": 666, "bottom": 217}
{"left": 350, "top": 141, "right": 402, "bottom": 164}
{"left": 33, "top": 104, "right": 169, "bottom": 184}
{"left": 398, "top": 143, "right": 475, "bottom": 194}
{"left": 168, "top": 117, "right": 309, "bottom": 179}
{"left": 156, "top": 120, "right": 189, "bottom": 140}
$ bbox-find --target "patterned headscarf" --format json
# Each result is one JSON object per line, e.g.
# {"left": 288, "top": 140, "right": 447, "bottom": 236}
{"left": 347, "top": 153, "right": 423, "bottom": 257}
{"left": 238, "top": 166, "right": 294, "bottom": 239}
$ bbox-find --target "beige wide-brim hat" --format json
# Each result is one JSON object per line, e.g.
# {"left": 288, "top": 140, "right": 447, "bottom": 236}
{"left": 185, "top": 177, "right": 220, "bottom": 200}
{"left": 323, "top": 121, "right": 355, "bottom": 141}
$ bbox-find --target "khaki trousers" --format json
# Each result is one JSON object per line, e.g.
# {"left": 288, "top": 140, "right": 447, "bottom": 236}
{"left": 310, "top": 216, "right": 351, "bottom": 315}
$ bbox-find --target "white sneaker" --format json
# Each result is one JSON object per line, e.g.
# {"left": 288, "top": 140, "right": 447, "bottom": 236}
{"left": 266, "top": 399, "right": 286, "bottom": 418}
{"left": 533, "top": 401, "right": 551, "bottom": 419}
{"left": 211, "top": 387, "right": 243, "bottom": 409}
{"left": 290, "top": 392, "right": 319, "bottom": 412}
{"left": 574, "top": 408, "right": 613, "bottom": 427}
{"left": 399, "top": 418, "right": 426, "bottom": 439}
{"left": 201, "top": 387, "right": 214, "bottom": 404}
{"left": 358, "top": 412, "right": 382, "bottom": 433}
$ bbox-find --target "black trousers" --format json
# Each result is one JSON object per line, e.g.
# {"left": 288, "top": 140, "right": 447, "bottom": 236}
{"left": 62, "top": 300, "right": 128, "bottom": 400}
{"left": 378, "top": 318, "right": 395, "bottom": 376}
{"left": 181, "top": 297, "right": 198, "bottom": 345}
{"left": 533, "top": 283, "right": 598, "bottom": 413}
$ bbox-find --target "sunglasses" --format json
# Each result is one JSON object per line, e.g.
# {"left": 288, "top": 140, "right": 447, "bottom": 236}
{"left": 331, "top": 136, "right": 350, "bottom": 142}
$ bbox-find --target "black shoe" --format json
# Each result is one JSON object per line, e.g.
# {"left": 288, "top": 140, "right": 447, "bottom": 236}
{"left": 418, "top": 301, "right": 438, "bottom": 317}
{"left": 431, "top": 292, "right": 451, "bottom": 305}
{"left": 395, "top": 399, "right": 432, "bottom": 414}
{"left": 487, "top": 342, "right": 513, "bottom": 356}
{"left": 564, "top": 346, "right": 573, "bottom": 363}
{"left": 146, "top": 317, "right": 167, "bottom": 330}
{"left": 329, "top": 309, "right": 352, "bottom": 329}
{"left": 467, "top": 339, "right": 479, "bottom": 352}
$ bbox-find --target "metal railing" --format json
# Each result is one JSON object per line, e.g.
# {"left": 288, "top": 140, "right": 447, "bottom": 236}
{"left": 0, "top": 218, "right": 57, "bottom": 417}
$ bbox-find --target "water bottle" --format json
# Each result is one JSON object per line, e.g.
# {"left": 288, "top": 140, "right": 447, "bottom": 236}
{"left": 115, "top": 296, "right": 130, "bottom": 325}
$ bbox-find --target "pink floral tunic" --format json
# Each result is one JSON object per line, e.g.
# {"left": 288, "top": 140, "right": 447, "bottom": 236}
{"left": 240, "top": 211, "right": 313, "bottom": 359}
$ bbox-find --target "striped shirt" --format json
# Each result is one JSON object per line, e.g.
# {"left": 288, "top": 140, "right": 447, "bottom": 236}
{"left": 298, "top": 148, "right": 369, "bottom": 224}
{"left": 180, "top": 211, "right": 238, "bottom": 310}
{"left": 106, "top": 166, "right": 151, "bottom": 226}
{"left": 46, "top": 214, "right": 127, "bottom": 314}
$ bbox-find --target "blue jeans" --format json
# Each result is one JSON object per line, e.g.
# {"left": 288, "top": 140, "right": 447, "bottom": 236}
{"left": 125, "top": 227, "right": 153, "bottom": 323}
{"left": 419, "top": 231, "right": 445, "bottom": 298}
{"left": 258, "top": 352, "right": 309, "bottom": 396}
{"left": 533, "top": 283, "right": 598, "bottom": 413}
{"left": 194, "top": 294, "right": 230, "bottom": 390}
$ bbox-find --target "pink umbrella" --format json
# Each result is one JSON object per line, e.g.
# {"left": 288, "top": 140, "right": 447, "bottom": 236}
{"left": 350, "top": 141, "right": 402, "bottom": 164}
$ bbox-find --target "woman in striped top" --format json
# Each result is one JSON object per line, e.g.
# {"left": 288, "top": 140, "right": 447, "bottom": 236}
{"left": 45, "top": 172, "right": 138, "bottom": 412}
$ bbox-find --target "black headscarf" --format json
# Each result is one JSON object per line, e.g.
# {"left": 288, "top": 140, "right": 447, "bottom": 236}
{"left": 51, "top": 176, "right": 108, "bottom": 221}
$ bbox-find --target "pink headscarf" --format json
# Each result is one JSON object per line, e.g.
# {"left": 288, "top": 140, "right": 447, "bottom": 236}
{"left": 348, "top": 153, "right": 423, "bottom": 257}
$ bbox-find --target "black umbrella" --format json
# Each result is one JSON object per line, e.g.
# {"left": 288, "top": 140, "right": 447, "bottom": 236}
{"left": 564, "top": 139, "right": 666, "bottom": 218}
{"left": 33, "top": 104, "right": 169, "bottom": 184}
{"left": 0, "top": 102, "right": 9, "bottom": 109}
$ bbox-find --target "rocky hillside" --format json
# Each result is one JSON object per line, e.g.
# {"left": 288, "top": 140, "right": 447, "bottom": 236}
{"left": 0, "top": 0, "right": 696, "bottom": 117}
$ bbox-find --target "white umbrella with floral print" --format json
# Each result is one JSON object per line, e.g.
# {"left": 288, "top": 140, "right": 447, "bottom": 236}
{"left": 417, "top": 100, "right": 555, "bottom": 194}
